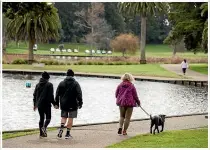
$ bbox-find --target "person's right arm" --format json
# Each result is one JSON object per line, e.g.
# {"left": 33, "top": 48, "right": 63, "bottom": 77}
{"left": 115, "top": 84, "right": 120, "bottom": 98}
{"left": 33, "top": 85, "right": 38, "bottom": 111}
{"left": 75, "top": 82, "right": 83, "bottom": 109}
{"left": 181, "top": 61, "right": 183, "bottom": 68}
{"left": 132, "top": 85, "right": 141, "bottom": 106}
{"left": 49, "top": 83, "right": 56, "bottom": 106}
{"left": 55, "top": 82, "right": 61, "bottom": 108}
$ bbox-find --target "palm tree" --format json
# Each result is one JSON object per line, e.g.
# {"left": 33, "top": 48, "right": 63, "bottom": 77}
{"left": 200, "top": 2, "right": 208, "bottom": 52}
{"left": 119, "top": 2, "right": 167, "bottom": 64}
{"left": 6, "top": 3, "right": 61, "bottom": 64}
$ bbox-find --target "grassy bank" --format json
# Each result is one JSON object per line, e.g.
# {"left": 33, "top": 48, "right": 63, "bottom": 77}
{"left": 3, "top": 127, "right": 57, "bottom": 140}
{"left": 3, "top": 64, "right": 181, "bottom": 78}
{"left": 107, "top": 128, "right": 208, "bottom": 148}
{"left": 5, "top": 42, "right": 207, "bottom": 58}
{"left": 189, "top": 64, "right": 208, "bottom": 75}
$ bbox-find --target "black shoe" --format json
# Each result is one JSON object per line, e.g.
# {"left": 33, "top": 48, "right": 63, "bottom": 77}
{"left": 65, "top": 133, "right": 73, "bottom": 139}
{"left": 40, "top": 133, "right": 47, "bottom": 139}
{"left": 57, "top": 129, "right": 63, "bottom": 138}
{"left": 41, "top": 127, "right": 47, "bottom": 137}
{"left": 118, "top": 128, "right": 122, "bottom": 134}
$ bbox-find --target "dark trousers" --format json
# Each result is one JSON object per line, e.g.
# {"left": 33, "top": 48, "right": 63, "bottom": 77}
{"left": 38, "top": 107, "right": 51, "bottom": 135}
{"left": 182, "top": 68, "right": 187, "bottom": 74}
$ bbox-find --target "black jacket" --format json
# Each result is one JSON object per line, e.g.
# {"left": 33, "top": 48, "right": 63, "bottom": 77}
{"left": 33, "top": 78, "right": 55, "bottom": 108}
{"left": 55, "top": 76, "right": 83, "bottom": 111}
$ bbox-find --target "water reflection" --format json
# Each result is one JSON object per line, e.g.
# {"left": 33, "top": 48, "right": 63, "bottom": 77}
{"left": 2, "top": 73, "right": 208, "bottom": 131}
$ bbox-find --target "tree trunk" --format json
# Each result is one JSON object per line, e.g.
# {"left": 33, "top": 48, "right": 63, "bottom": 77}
{"left": 173, "top": 44, "right": 177, "bottom": 56}
{"left": 140, "top": 15, "right": 147, "bottom": 64}
{"left": 28, "top": 36, "right": 35, "bottom": 64}
{"left": 90, "top": 26, "right": 93, "bottom": 55}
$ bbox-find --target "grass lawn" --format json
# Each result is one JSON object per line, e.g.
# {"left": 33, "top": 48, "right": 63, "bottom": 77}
{"left": 5, "top": 42, "right": 208, "bottom": 58}
{"left": 189, "top": 64, "right": 208, "bottom": 75}
{"left": 107, "top": 128, "right": 208, "bottom": 148}
{"left": 3, "top": 64, "right": 181, "bottom": 78}
{"left": 3, "top": 127, "right": 57, "bottom": 140}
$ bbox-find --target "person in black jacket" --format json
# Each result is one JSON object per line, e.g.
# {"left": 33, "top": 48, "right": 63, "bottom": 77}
{"left": 55, "top": 69, "right": 83, "bottom": 139}
{"left": 33, "top": 71, "right": 56, "bottom": 138}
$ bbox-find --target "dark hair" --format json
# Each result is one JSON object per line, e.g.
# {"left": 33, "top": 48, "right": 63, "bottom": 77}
{"left": 67, "top": 69, "right": 74, "bottom": 77}
{"left": 184, "top": 59, "right": 187, "bottom": 63}
{"left": 42, "top": 71, "right": 50, "bottom": 79}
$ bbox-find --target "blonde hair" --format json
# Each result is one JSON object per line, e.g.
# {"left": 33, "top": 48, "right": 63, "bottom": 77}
{"left": 121, "top": 73, "right": 135, "bottom": 82}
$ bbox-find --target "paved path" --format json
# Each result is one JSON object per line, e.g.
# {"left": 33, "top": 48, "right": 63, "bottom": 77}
{"left": 3, "top": 114, "right": 208, "bottom": 148}
{"left": 161, "top": 64, "right": 208, "bottom": 81}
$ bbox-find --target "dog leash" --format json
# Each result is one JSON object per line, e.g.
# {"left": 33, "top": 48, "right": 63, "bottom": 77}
{"left": 139, "top": 106, "right": 150, "bottom": 116}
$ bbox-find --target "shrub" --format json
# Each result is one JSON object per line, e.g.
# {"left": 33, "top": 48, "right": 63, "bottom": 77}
{"left": 93, "top": 62, "right": 98, "bottom": 65}
{"left": 59, "top": 62, "right": 65, "bottom": 65}
{"left": 78, "top": 61, "right": 85, "bottom": 65}
{"left": 40, "top": 60, "right": 55, "bottom": 65}
{"left": 126, "top": 62, "right": 132, "bottom": 65}
{"left": 58, "top": 44, "right": 64, "bottom": 51}
{"left": 114, "top": 62, "right": 126, "bottom": 65}
{"left": 98, "top": 62, "right": 105, "bottom": 65}
{"left": 52, "top": 61, "right": 59, "bottom": 65}
{"left": 107, "top": 62, "right": 114, "bottom": 65}
{"left": 40, "top": 60, "right": 48, "bottom": 65}
{"left": 87, "top": 62, "right": 93, "bottom": 65}
{"left": 12, "top": 59, "right": 27, "bottom": 64}
{"left": 110, "top": 33, "right": 139, "bottom": 57}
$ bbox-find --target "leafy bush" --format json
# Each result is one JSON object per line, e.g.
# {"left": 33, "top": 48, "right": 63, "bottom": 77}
{"left": 78, "top": 61, "right": 85, "bottom": 65}
{"left": 12, "top": 59, "right": 27, "bottom": 64}
{"left": 52, "top": 61, "right": 59, "bottom": 65}
{"left": 126, "top": 62, "right": 132, "bottom": 65}
{"left": 58, "top": 44, "right": 64, "bottom": 51}
{"left": 59, "top": 62, "right": 65, "bottom": 65}
{"left": 87, "top": 62, "right": 93, "bottom": 65}
{"left": 107, "top": 62, "right": 114, "bottom": 65}
{"left": 98, "top": 62, "right": 105, "bottom": 65}
{"left": 111, "top": 33, "right": 139, "bottom": 57}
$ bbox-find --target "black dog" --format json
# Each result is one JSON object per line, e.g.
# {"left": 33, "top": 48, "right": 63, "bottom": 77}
{"left": 150, "top": 114, "right": 166, "bottom": 134}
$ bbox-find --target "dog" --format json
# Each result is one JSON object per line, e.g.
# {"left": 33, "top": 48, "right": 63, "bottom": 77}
{"left": 150, "top": 114, "right": 166, "bottom": 134}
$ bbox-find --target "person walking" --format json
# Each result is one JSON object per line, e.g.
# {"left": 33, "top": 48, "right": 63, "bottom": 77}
{"left": 55, "top": 69, "right": 83, "bottom": 139}
{"left": 33, "top": 71, "right": 56, "bottom": 138}
{"left": 181, "top": 59, "right": 189, "bottom": 75}
{"left": 115, "top": 73, "right": 141, "bottom": 135}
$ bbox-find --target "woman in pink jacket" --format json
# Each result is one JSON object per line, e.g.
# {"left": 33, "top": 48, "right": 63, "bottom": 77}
{"left": 115, "top": 73, "right": 141, "bottom": 135}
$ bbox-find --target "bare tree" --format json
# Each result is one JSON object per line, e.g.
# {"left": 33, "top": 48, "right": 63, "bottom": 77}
{"left": 75, "top": 3, "right": 114, "bottom": 53}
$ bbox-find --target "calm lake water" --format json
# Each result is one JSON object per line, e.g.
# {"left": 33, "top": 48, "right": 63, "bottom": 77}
{"left": 2, "top": 73, "right": 208, "bottom": 131}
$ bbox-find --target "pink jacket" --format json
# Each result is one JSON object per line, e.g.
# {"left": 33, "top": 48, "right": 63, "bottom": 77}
{"left": 115, "top": 81, "right": 140, "bottom": 107}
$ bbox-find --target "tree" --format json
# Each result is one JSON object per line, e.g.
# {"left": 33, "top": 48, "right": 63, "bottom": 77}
{"left": 163, "top": 29, "right": 183, "bottom": 56}
{"left": 200, "top": 3, "right": 208, "bottom": 52}
{"left": 110, "top": 33, "right": 139, "bottom": 57}
{"left": 122, "top": 12, "right": 171, "bottom": 44}
{"left": 104, "top": 2, "right": 126, "bottom": 35}
{"left": 54, "top": 2, "right": 89, "bottom": 42}
{"left": 166, "top": 2, "right": 207, "bottom": 53}
{"left": 119, "top": 2, "right": 167, "bottom": 64}
{"left": 4, "top": 2, "right": 61, "bottom": 64}
{"left": 75, "top": 3, "right": 114, "bottom": 52}
{"left": 2, "top": 14, "right": 10, "bottom": 51}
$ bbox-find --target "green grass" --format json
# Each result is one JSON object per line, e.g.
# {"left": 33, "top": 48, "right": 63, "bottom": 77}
{"left": 3, "top": 127, "right": 57, "bottom": 140}
{"left": 107, "top": 128, "right": 208, "bottom": 148}
{"left": 3, "top": 64, "right": 181, "bottom": 78}
{"left": 5, "top": 41, "right": 208, "bottom": 58}
{"left": 189, "top": 64, "right": 208, "bottom": 75}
